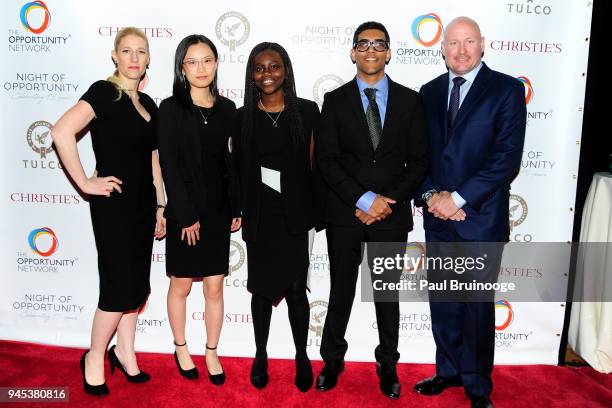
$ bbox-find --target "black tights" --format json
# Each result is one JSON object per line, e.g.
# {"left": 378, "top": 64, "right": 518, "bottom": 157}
{"left": 251, "top": 276, "right": 309, "bottom": 358}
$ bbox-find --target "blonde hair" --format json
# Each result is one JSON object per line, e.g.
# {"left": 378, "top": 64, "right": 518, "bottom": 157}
{"left": 107, "top": 27, "right": 149, "bottom": 100}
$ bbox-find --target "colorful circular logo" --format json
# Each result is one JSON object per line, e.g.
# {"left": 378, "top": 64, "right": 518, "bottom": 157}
{"left": 20, "top": 1, "right": 51, "bottom": 34}
{"left": 411, "top": 13, "right": 444, "bottom": 47}
{"left": 495, "top": 300, "right": 514, "bottom": 331}
{"left": 404, "top": 241, "right": 426, "bottom": 273}
{"left": 517, "top": 76, "right": 533, "bottom": 104}
{"left": 138, "top": 72, "right": 149, "bottom": 91}
{"left": 28, "top": 227, "right": 59, "bottom": 257}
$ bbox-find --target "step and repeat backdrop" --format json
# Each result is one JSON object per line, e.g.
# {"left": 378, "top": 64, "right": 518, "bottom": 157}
{"left": 1, "top": 0, "right": 592, "bottom": 364}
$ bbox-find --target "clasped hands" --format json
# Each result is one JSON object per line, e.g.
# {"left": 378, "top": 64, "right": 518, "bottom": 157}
{"left": 427, "top": 191, "right": 466, "bottom": 221}
{"left": 355, "top": 194, "right": 395, "bottom": 225}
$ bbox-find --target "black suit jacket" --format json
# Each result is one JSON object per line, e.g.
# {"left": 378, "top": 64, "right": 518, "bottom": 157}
{"left": 157, "top": 95, "right": 237, "bottom": 227}
{"left": 316, "top": 76, "right": 429, "bottom": 230}
{"left": 234, "top": 98, "right": 321, "bottom": 242}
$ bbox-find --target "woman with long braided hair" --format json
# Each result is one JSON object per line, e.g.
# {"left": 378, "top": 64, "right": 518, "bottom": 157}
{"left": 234, "top": 42, "right": 320, "bottom": 392}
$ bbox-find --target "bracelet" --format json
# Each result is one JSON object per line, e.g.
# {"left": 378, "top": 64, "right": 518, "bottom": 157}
{"left": 156, "top": 204, "right": 166, "bottom": 209}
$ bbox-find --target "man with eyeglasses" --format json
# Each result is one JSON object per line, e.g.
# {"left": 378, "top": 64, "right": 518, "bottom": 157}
{"left": 315, "top": 21, "right": 428, "bottom": 399}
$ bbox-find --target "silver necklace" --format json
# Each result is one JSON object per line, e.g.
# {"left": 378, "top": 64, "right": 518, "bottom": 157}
{"left": 197, "top": 106, "right": 211, "bottom": 125}
{"left": 259, "top": 100, "right": 284, "bottom": 128}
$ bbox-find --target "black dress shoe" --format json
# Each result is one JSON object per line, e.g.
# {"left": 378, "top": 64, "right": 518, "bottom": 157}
{"left": 108, "top": 345, "right": 150, "bottom": 383}
{"left": 315, "top": 360, "right": 344, "bottom": 391}
{"left": 205, "top": 344, "right": 226, "bottom": 386}
{"left": 173, "top": 341, "right": 199, "bottom": 380}
{"left": 414, "top": 375, "right": 462, "bottom": 396}
{"left": 250, "top": 354, "right": 269, "bottom": 389}
{"left": 376, "top": 362, "right": 401, "bottom": 399}
{"left": 80, "top": 350, "right": 109, "bottom": 396}
{"left": 295, "top": 354, "right": 313, "bottom": 392}
{"left": 468, "top": 394, "right": 494, "bottom": 408}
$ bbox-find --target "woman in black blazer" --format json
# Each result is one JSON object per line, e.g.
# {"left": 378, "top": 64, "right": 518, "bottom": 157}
{"left": 157, "top": 35, "right": 240, "bottom": 385}
{"left": 234, "top": 42, "right": 320, "bottom": 392}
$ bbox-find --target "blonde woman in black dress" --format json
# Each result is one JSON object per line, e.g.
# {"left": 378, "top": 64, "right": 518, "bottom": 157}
{"left": 157, "top": 35, "right": 241, "bottom": 385}
{"left": 52, "top": 27, "right": 166, "bottom": 395}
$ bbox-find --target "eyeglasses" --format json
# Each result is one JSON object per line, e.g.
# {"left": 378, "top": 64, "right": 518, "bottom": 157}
{"left": 182, "top": 57, "right": 216, "bottom": 69}
{"left": 354, "top": 40, "right": 389, "bottom": 52}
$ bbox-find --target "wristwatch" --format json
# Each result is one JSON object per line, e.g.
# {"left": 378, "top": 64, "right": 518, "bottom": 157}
{"left": 422, "top": 189, "right": 438, "bottom": 204}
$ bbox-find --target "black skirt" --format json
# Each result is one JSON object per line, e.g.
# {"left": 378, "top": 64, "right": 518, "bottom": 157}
{"left": 246, "top": 211, "right": 309, "bottom": 302}
{"left": 165, "top": 203, "right": 231, "bottom": 278}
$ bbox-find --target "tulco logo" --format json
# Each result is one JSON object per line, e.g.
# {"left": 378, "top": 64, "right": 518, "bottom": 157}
{"left": 28, "top": 226, "right": 58, "bottom": 257}
{"left": 27, "top": 120, "right": 53, "bottom": 158}
{"left": 509, "top": 194, "right": 532, "bottom": 242}
{"left": 215, "top": 11, "right": 250, "bottom": 52}
{"left": 228, "top": 240, "right": 245, "bottom": 273}
{"left": 312, "top": 74, "right": 344, "bottom": 107}
{"left": 495, "top": 300, "right": 514, "bottom": 330}
{"left": 517, "top": 76, "right": 533, "bottom": 104}
{"left": 24, "top": 121, "right": 63, "bottom": 170}
{"left": 20, "top": 1, "right": 51, "bottom": 34}
{"left": 308, "top": 300, "right": 328, "bottom": 347}
{"left": 411, "top": 13, "right": 444, "bottom": 47}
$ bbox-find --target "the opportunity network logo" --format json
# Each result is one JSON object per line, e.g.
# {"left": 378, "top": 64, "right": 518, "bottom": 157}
{"left": 8, "top": 1, "right": 70, "bottom": 53}
{"left": 396, "top": 12, "right": 444, "bottom": 65}
{"left": 20, "top": 1, "right": 51, "bottom": 34}
{"left": 16, "top": 226, "right": 77, "bottom": 273}
{"left": 28, "top": 226, "right": 58, "bottom": 257}
{"left": 411, "top": 13, "right": 444, "bottom": 47}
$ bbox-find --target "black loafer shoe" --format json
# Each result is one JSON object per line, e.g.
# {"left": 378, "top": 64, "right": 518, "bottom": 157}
{"left": 315, "top": 360, "right": 344, "bottom": 391}
{"left": 250, "top": 355, "right": 269, "bottom": 389}
{"left": 376, "top": 362, "right": 401, "bottom": 399}
{"left": 468, "top": 393, "right": 494, "bottom": 408}
{"left": 414, "top": 375, "right": 462, "bottom": 395}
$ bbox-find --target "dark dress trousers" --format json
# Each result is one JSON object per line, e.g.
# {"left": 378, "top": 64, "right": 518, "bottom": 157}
{"left": 316, "top": 76, "right": 429, "bottom": 363}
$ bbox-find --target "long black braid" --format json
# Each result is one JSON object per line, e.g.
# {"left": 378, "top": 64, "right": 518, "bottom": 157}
{"left": 242, "top": 42, "right": 304, "bottom": 153}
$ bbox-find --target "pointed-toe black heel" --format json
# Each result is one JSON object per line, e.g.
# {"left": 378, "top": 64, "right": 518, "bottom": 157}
{"left": 108, "top": 345, "right": 151, "bottom": 383}
{"left": 80, "top": 350, "right": 109, "bottom": 396}
{"left": 205, "top": 344, "right": 226, "bottom": 386}
{"left": 173, "top": 341, "right": 199, "bottom": 380}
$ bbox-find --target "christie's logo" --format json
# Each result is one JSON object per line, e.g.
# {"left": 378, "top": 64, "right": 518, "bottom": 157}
{"left": 517, "top": 76, "right": 533, "bottom": 105}
{"left": 215, "top": 11, "right": 250, "bottom": 52}
{"left": 495, "top": 300, "right": 514, "bottom": 330}
{"left": 20, "top": 1, "right": 50, "bottom": 34}
{"left": 28, "top": 226, "right": 58, "bottom": 257}
{"left": 411, "top": 13, "right": 444, "bottom": 47}
{"left": 10, "top": 192, "right": 82, "bottom": 205}
{"left": 313, "top": 74, "right": 344, "bottom": 107}
{"left": 395, "top": 12, "right": 444, "bottom": 65}
{"left": 97, "top": 26, "right": 173, "bottom": 38}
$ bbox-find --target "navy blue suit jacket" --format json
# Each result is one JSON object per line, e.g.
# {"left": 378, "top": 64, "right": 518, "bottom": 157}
{"left": 416, "top": 63, "right": 526, "bottom": 241}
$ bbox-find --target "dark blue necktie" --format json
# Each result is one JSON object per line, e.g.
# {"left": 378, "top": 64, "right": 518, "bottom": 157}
{"left": 448, "top": 76, "right": 466, "bottom": 128}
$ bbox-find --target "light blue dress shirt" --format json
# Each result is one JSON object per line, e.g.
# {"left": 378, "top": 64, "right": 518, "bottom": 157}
{"left": 447, "top": 62, "right": 483, "bottom": 209}
{"left": 355, "top": 75, "right": 389, "bottom": 212}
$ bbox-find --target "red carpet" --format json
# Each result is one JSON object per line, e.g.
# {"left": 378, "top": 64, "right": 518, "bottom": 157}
{"left": 1, "top": 340, "right": 611, "bottom": 407}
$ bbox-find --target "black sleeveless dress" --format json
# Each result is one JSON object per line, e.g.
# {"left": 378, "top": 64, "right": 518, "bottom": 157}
{"left": 80, "top": 80, "right": 157, "bottom": 312}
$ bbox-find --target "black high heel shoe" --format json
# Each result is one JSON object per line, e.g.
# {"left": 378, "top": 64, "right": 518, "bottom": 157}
{"left": 107, "top": 345, "right": 151, "bottom": 383}
{"left": 295, "top": 354, "right": 313, "bottom": 392}
{"left": 250, "top": 353, "right": 269, "bottom": 389}
{"left": 173, "top": 341, "right": 198, "bottom": 380}
{"left": 79, "top": 350, "right": 109, "bottom": 396}
{"left": 205, "top": 344, "right": 225, "bottom": 386}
